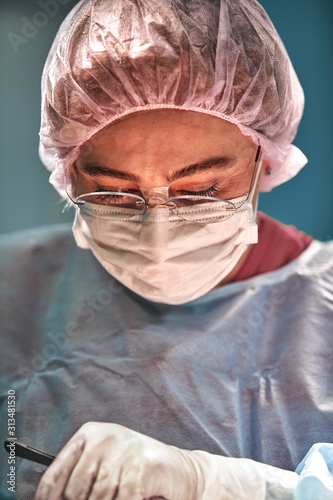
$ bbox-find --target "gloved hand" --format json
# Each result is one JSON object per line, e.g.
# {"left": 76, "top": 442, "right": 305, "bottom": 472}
{"left": 34, "top": 421, "right": 298, "bottom": 500}
{"left": 34, "top": 422, "right": 198, "bottom": 500}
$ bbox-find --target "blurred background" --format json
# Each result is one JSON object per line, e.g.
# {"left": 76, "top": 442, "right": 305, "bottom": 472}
{"left": 0, "top": 0, "right": 332, "bottom": 239}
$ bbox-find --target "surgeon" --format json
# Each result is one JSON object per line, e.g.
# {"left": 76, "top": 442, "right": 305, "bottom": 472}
{"left": 1, "top": 0, "right": 333, "bottom": 499}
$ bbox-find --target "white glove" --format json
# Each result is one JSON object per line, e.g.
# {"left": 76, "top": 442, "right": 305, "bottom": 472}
{"left": 188, "top": 449, "right": 298, "bottom": 500}
{"left": 34, "top": 421, "right": 298, "bottom": 500}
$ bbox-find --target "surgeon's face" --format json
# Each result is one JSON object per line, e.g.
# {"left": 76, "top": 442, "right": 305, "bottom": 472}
{"left": 72, "top": 109, "right": 266, "bottom": 285}
{"left": 73, "top": 109, "right": 263, "bottom": 203}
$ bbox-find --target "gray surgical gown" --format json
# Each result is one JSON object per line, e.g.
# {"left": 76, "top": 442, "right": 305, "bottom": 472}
{"left": 0, "top": 224, "right": 333, "bottom": 499}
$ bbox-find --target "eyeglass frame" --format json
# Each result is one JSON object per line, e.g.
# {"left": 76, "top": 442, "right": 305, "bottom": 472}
{"left": 65, "top": 145, "right": 262, "bottom": 223}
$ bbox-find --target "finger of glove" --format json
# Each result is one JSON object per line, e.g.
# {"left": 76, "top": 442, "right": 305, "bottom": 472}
{"left": 88, "top": 462, "right": 121, "bottom": 500}
{"left": 34, "top": 438, "right": 85, "bottom": 500}
{"left": 115, "top": 465, "right": 146, "bottom": 500}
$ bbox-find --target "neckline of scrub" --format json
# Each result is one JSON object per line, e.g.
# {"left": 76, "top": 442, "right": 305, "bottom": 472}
{"left": 186, "top": 239, "right": 325, "bottom": 306}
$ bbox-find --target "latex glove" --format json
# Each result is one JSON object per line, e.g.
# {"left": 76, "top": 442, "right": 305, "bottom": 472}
{"left": 34, "top": 422, "right": 198, "bottom": 500}
{"left": 189, "top": 449, "right": 298, "bottom": 499}
{"left": 295, "top": 443, "right": 333, "bottom": 499}
{"left": 34, "top": 421, "right": 299, "bottom": 500}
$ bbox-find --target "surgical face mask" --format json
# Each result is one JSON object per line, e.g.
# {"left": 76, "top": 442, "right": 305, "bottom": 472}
{"left": 72, "top": 155, "right": 262, "bottom": 304}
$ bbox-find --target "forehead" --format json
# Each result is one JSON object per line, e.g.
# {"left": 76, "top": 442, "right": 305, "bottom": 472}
{"left": 79, "top": 109, "right": 255, "bottom": 162}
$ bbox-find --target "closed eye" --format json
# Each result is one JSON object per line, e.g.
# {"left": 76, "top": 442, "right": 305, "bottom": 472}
{"left": 175, "top": 184, "right": 220, "bottom": 197}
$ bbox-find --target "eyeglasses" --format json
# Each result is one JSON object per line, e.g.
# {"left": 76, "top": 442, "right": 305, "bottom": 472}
{"left": 66, "top": 146, "right": 262, "bottom": 224}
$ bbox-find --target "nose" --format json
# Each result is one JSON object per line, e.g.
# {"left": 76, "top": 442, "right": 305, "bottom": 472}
{"left": 138, "top": 187, "right": 170, "bottom": 263}
{"left": 139, "top": 216, "right": 169, "bottom": 262}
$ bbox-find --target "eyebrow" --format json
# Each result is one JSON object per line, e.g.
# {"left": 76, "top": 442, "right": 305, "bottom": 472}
{"left": 79, "top": 163, "right": 140, "bottom": 183}
{"left": 168, "top": 156, "right": 235, "bottom": 182}
{"left": 78, "top": 155, "right": 236, "bottom": 183}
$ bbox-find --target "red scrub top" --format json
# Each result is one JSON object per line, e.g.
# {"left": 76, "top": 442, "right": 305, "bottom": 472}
{"left": 233, "top": 212, "right": 314, "bottom": 282}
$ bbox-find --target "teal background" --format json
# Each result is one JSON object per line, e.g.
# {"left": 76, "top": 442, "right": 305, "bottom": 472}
{"left": 1, "top": 0, "right": 332, "bottom": 239}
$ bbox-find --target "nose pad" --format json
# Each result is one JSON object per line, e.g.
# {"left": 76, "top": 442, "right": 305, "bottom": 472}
{"left": 139, "top": 206, "right": 170, "bottom": 263}
{"left": 140, "top": 186, "right": 169, "bottom": 205}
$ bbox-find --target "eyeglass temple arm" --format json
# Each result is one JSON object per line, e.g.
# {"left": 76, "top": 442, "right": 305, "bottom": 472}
{"left": 64, "top": 165, "right": 85, "bottom": 205}
{"left": 246, "top": 145, "right": 262, "bottom": 203}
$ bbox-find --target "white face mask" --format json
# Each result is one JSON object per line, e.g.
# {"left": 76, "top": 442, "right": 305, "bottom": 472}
{"left": 72, "top": 188, "right": 259, "bottom": 304}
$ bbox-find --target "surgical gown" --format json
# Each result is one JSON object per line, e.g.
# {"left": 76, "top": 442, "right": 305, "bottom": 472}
{"left": 0, "top": 223, "right": 333, "bottom": 499}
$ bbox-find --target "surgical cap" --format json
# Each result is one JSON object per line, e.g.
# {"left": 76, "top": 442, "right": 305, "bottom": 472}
{"left": 39, "top": 0, "right": 307, "bottom": 197}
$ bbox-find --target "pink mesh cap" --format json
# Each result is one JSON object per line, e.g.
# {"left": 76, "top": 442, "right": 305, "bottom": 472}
{"left": 39, "top": 0, "right": 307, "bottom": 197}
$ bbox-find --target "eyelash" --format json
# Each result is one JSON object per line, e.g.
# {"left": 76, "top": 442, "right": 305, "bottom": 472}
{"left": 94, "top": 184, "right": 221, "bottom": 198}
{"left": 94, "top": 193, "right": 119, "bottom": 202}
{"left": 177, "top": 185, "right": 220, "bottom": 197}
{"left": 95, "top": 186, "right": 135, "bottom": 195}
